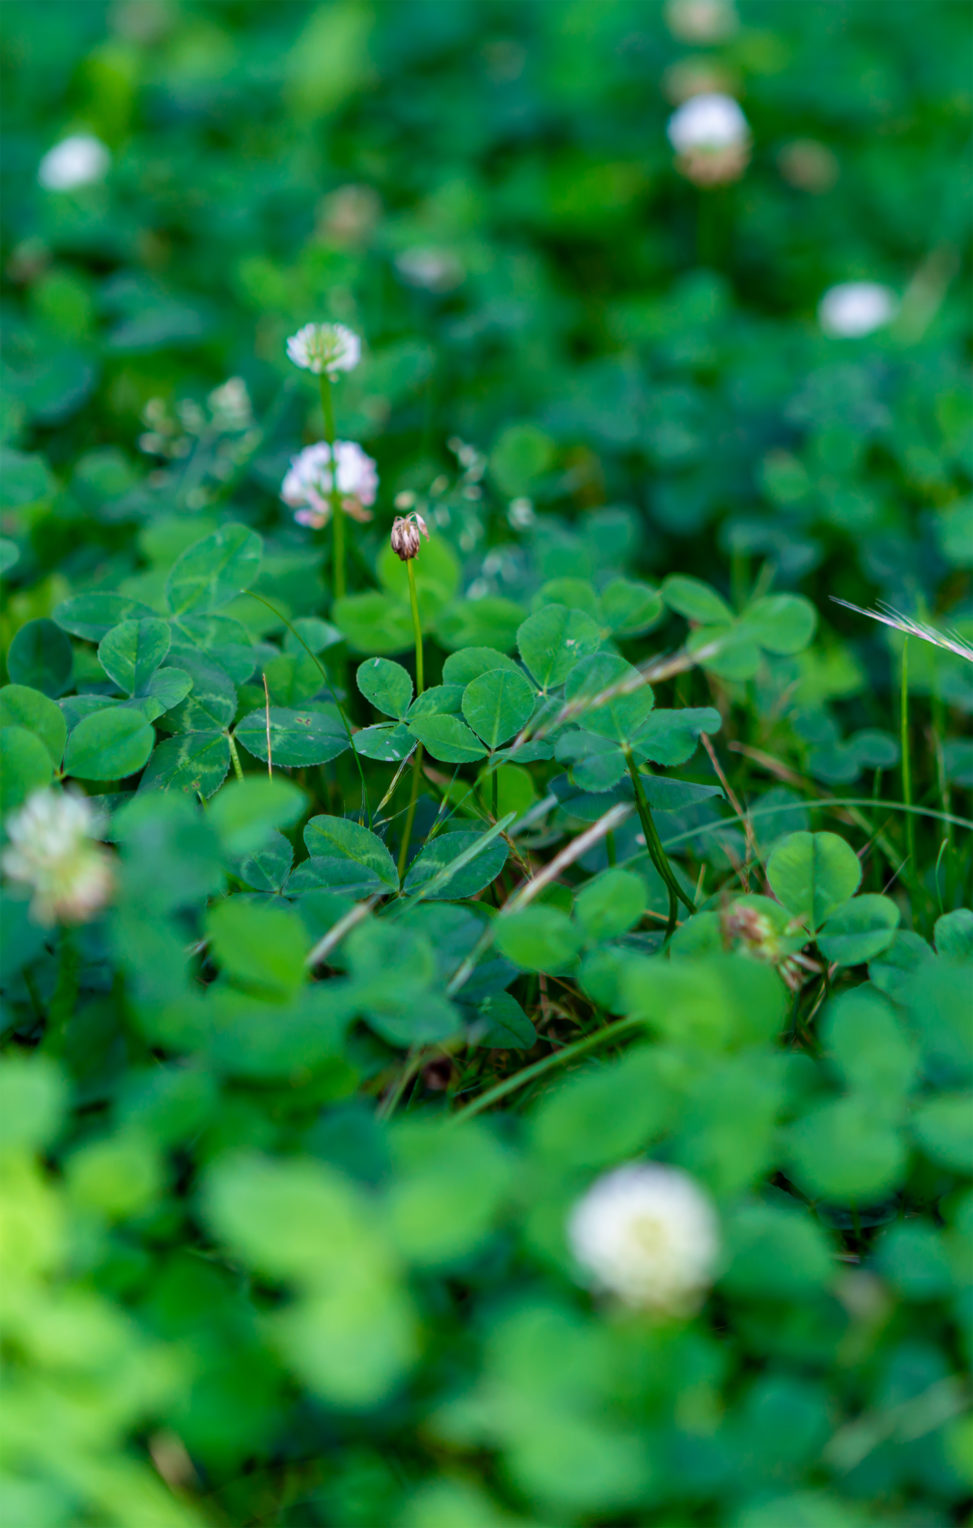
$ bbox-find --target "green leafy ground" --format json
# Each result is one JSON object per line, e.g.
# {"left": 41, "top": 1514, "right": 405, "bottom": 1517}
{"left": 1, "top": 3, "right": 972, "bottom": 1526}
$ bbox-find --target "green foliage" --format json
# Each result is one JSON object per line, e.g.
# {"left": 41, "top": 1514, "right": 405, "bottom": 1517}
{"left": 1, "top": 2, "right": 971, "bottom": 1525}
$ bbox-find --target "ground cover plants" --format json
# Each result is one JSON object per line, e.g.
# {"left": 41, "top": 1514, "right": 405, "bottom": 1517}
{"left": 1, "top": 2, "right": 972, "bottom": 1525}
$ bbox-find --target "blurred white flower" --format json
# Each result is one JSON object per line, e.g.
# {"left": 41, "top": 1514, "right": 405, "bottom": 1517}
{"left": 38, "top": 134, "right": 110, "bottom": 192}
{"left": 281, "top": 441, "right": 377, "bottom": 529}
{"left": 568, "top": 1163, "right": 720, "bottom": 1315}
{"left": 394, "top": 248, "right": 464, "bottom": 293}
{"left": 818, "top": 282, "right": 898, "bottom": 338}
{"left": 667, "top": 92, "right": 748, "bottom": 153}
{"left": 286, "top": 322, "right": 361, "bottom": 379}
{"left": 207, "top": 377, "right": 252, "bottom": 432}
{"left": 3, "top": 790, "right": 114, "bottom": 925}
{"left": 665, "top": 0, "right": 738, "bottom": 44}
{"left": 667, "top": 93, "right": 750, "bottom": 186}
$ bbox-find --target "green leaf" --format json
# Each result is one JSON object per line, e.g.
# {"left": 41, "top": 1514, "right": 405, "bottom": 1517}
{"left": 516, "top": 604, "right": 603, "bottom": 690}
{"left": 822, "top": 988, "right": 917, "bottom": 1099}
{"left": 0, "top": 726, "right": 52, "bottom": 812}
{"left": 564, "top": 653, "right": 654, "bottom": 742}
{"left": 461, "top": 667, "right": 535, "bottom": 749}
{"left": 767, "top": 831, "right": 862, "bottom": 929}
{"left": 333, "top": 591, "right": 413, "bottom": 654}
{"left": 170, "top": 612, "right": 255, "bottom": 685}
{"left": 356, "top": 657, "right": 413, "bottom": 720}
{"left": 141, "top": 667, "right": 193, "bottom": 715}
{"left": 473, "top": 991, "right": 536, "bottom": 1049}
{"left": 0, "top": 1055, "right": 66, "bottom": 1151}
{"left": 442, "top": 647, "right": 522, "bottom": 686}
{"left": 353, "top": 723, "right": 415, "bottom": 762}
{"left": 788, "top": 1096, "right": 907, "bottom": 1205}
{"left": 235, "top": 706, "right": 348, "bottom": 768}
{"left": 407, "top": 685, "right": 464, "bottom": 719}
{"left": 161, "top": 652, "right": 237, "bottom": 733}
{"left": 165, "top": 523, "right": 263, "bottom": 615}
{"left": 575, "top": 869, "right": 648, "bottom": 941}
{"left": 207, "top": 898, "right": 309, "bottom": 997}
{"left": 209, "top": 777, "right": 307, "bottom": 857}
{"left": 495, "top": 907, "right": 582, "bottom": 972}
{"left": 743, "top": 593, "right": 818, "bottom": 655}
{"left": 408, "top": 714, "right": 488, "bottom": 764}
{"left": 303, "top": 814, "right": 399, "bottom": 893}
{"left": 7, "top": 619, "right": 73, "bottom": 697}
{"left": 97, "top": 617, "right": 171, "bottom": 695}
{"left": 403, "top": 830, "right": 508, "bottom": 900}
{"left": 53, "top": 591, "right": 158, "bottom": 641}
{"left": 0, "top": 539, "right": 20, "bottom": 577}
{"left": 599, "top": 578, "right": 662, "bottom": 635}
{"left": 138, "top": 730, "right": 231, "bottom": 798}
{"left": 662, "top": 574, "right": 733, "bottom": 624}
{"left": 935, "top": 908, "right": 973, "bottom": 959}
{"left": 555, "top": 731, "right": 628, "bottom": 792}
{"left": 632, "top": 706, "right": 721, "bottom": 765}
{"left": 64, "top": 707, "right": 154, "bottom": 781}
{"left": 818, "top": 894, "right": 900, "bottom": 966}
{"left": 0, "top": 685, "right": 66, "bottom": 766}
{"left": 912, "top": 1093, "right": 973, "bottom": 1174}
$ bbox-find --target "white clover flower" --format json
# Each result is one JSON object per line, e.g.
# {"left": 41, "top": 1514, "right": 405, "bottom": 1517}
{"left": 281, "top": 440, "right": 378, "bottom": 529}
{"left": 818, "top": 282, "right": 898, "bottom": 338}
{"left": 38, "top": 134, "right": 110, "bottom": 192}
{"left": 207, "top": 377, "right": 252, "bottom": 432}
{"left": 285, "top": 322, "right": 361, "bottom": 378}
{"left": 568, "top": 1163, "right": 720, "bottom": 1315}
{"left": 3, "top": 789, "right": 114, "bottom": 925}
{"left": 667, "top": 93, "right": 749, "bottom": 154}
{"left": 667, "top": 94, "right": 751, "bottom": 187}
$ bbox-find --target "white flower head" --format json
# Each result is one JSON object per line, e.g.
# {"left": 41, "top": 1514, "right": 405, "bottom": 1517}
{"left": 281, "top": 440, "right": 378, "bottom": 529}
{"left": 667, "top": 94, "right": 750, "bottom": 187}
{"left": 667, "top": 92, "right": 749, "bottom": 154}
{"left": 38, "top": 134, "right": 110, "bottom": 192}
{"left": 818, "top": 282, "right": 898, "bottom": 338}
{"left": 568, "top": 1163, "right": 720, "bottom": 1315}
{"left": 394, "top": 248, "right": 464, "bottom": 293}
{"left": 3, "top": 789, "right": 114, "bottom": 925}
{"left": 207, "top": 377, "right": 252, "bottom": 432}
{"left": 285, "top": 322, "right": 361, "bottom": 378}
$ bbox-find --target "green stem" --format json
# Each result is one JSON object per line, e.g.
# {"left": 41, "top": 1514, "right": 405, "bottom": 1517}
{"left": 407, "top": 560, "right": 424, "bottom": 694}
{"left": 319, "top": 373, "right": 345, "bottom": 602}
{"left": 397, "top": 744, "right": 423, "bottom": 881}
{"left": 227, "top": 732, "right": 245, "bottom": 783}
{"left": 625, "top": 751, "right": 694, "bottom": 938}
{"left": 45, "top": 929, "right": 80, "bottom": 1055}
{"left": 452, "top": 1016, "right": 644, "bottom": 1123}
{"left": 901, "top": 638, "right": 917, "bottom": 884}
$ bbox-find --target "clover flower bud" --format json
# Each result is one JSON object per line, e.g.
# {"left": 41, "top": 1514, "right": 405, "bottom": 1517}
{"left": 38, "top": 134, "right": 110, "bottom": 192}
{"left": 285, "top": 322, "right": 361, "bottom": 379}
{"left": 390, "top": 512, "right": 429, "bottom": 562}
{"left": 818, "top": 282, "right": 898, "bottom": 338}
{"left": 568, "top": 1163, "right": 720, "bottom": 1315}
{"left": 667, "top": 93, "right": 750, "bottom": 186}
{"left": 2, "top": 789, "right": 114, "bottom": 925}
{"left": 281, "top": 441, "right": 377, "bottom": 529}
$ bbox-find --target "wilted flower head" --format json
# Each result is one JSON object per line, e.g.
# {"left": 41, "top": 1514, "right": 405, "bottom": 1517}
{"left": 778, "top": 139, "right": 840, "bottom": 194}
{"left": 667, "top": 92, "right": 750, "bottom": 186}
{"left": 818, "top": 282, "right": 898, "bottom": 338}
{"left": 568, "top": 1163, "right": 719, "bottom": 1315}
{"left": 3, "top": 789, "right": 114, "bottom": 925}
{"left": 38, "top": 134, "right": 110, "bottom": 192}
{"left": 665, "top": 0, "right": 738, "bottom": 43}
{"left": 390, "top": 511, "right": 429, "bottom": 561}
{"left": 281, "top": 441, "right": 377, "bottom": 529}
{"left": 286, "top": 322, "right": 361, "bottom": 379}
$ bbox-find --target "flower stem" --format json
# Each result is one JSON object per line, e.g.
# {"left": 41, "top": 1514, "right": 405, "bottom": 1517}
{"left": 397, "top": 561, "right": 426, "bottom": 881}
{"left": 45, "top": 929, "right": 80, "bottom": 1055}
{"left": 407, "top": 560, "right": 424, "bottom": 694}
{"left": 900, "top": 637, "right": 917, "bottom": 882}
{"left": 625, "top": 750, "right": 694, "bottom": 941}
{"left": 319, "top": 373, "right": 345, "bottom": 601}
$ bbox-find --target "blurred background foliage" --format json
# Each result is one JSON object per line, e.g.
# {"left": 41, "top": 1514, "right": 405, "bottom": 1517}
{"left": 1, "top": 3, "right": 972, "bottom": 1527}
